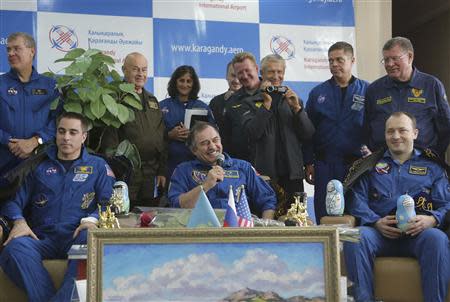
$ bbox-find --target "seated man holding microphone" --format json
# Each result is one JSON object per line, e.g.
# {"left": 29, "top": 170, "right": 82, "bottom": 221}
{"left": 168, "top": 121, "right": 276, "bottom": 219}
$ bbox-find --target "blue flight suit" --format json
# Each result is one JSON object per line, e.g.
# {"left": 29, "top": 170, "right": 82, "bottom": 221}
{"left": 160, "top": 97, "right": 215, "bottom": 179}
{"left": 0, "top": 145, "right": 115, "bottom": 302}
{"left": 168, "top": 153, "right": 276, "bottom": 216}
{"left": 344, "top": 149, "right": 450, "bottom": 302}
{"left": 304, "top": 77, "right": 369, "bottom": 222}
{"left": 364, "top": 68, "right": 450, "bottom": 155}
{"left": 0, "top": 67, "right": 59, "bottom": 179}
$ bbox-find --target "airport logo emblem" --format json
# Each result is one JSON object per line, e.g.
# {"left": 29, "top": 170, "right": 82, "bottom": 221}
{"left": 49, "top": 25, "right": 78, "bottom": 52}
{"left": 270, "top": 35, "right": 295, "bottom": 60}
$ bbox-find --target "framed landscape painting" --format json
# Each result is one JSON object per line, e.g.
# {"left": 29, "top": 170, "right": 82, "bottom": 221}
{"left": 87, "top": 227, "right": 340, "bottom": 302}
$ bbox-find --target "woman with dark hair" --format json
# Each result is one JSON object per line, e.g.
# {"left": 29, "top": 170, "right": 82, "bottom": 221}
{"left": 160, "top": 65, "right": 215, "bottom": 180}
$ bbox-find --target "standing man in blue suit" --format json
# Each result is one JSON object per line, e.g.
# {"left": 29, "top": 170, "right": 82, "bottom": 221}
{"left": 364, "top": 36, "right": 450, "bottom": 156}
{"left": 0, "top": 112, "right": 115, "bottom": 302}
{"left": 0, "top": 32, "right": 59, "bottom": 185}
{"left": 304, "top": 41, "right": 369, "bottom": 222}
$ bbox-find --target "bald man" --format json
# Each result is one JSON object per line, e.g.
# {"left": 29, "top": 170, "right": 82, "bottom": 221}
{"left": 101, "top": 52, "right": 167, "bottom": 207}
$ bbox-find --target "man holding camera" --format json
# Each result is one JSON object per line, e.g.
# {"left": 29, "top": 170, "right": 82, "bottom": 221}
{"left": 237, "top": 53, "right": 315, "bottom": 209}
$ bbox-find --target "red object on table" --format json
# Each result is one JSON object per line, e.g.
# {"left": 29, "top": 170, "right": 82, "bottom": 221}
{"left": 76, "top": 260, "right": 87, "bottom": 280}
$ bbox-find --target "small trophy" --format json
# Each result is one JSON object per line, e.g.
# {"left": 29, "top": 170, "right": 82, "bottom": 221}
{"left": 285, "top": 192, "right": 310, "bottom": 227}
{"left": 396, "top": 194, "right": 416, "bottom": 232}
{"left": 98, "top": 204, "right": 120, "bottom": 229}
{"left": 325, "top": 179, "right": 345, "bottom": 216}
{"left": 109, "top": 181, "right": 130, "bottom": 215}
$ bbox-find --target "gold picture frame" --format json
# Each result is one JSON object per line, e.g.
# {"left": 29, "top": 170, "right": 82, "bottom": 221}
{"left": 88, "top": 227, "right": 340, "bottom": 301}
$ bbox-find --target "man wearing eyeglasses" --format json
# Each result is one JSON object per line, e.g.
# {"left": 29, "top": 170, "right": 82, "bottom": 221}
{"left": 364, "top": 36, "right": 450, "bottom": 157}
{"left": 0, "top": 32, "right": 59, "bottom": 188}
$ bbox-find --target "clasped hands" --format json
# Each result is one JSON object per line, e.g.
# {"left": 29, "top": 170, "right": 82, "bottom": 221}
{"left": 375, "top": 214, "right": 437, "bottom": 239}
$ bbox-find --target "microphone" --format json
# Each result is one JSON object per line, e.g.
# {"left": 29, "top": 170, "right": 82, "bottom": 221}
{"left": 216, "top": 153, "right": 225, "bottom": 167}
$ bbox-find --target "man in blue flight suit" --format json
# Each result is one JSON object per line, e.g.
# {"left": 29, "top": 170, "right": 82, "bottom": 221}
{"left": 303, "top": 41, "right": 369, "bottom": 223}
{"left": 168, "top": 122, "right": 276, "bottom": 219}
{"left": 0, "top": 32, "right": 59, "bottom": 185}
{"left": 0, "top": 112, "right": 115, "bottom": 302}
{"left": 364, "top": 36, "right": 450, "bottom": 156}
{"left": 344, "top": 111, "right": 450, "bottom": 302}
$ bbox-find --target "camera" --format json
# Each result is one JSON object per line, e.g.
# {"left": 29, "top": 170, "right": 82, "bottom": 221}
{"left": 263, "top": 85, "right": 288, "bottom": 94}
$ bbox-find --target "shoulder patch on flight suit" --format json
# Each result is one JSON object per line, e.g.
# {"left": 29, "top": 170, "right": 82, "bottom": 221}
{"left": 34, "top": 194, "right": 48, "bottom": 208}
{"left": 148, "top": 100, "right": 159, "bottom": 110}
{"left": 7, "top": 87, "right": 18, "bottom": 95}
{"left": 317, "top": 95, "right": 326, "bottom": 103}
{"left": 375, "top": 161, "right": 390, "bottom": 174}
{"left": 224, "top": 170, "right": 239, "bottom": 178}
{"left": 409, "top": 166, "right": 428, "bottom": 175}
{"left": 81, "top": 192, "right": 96, "bottom": 209}
{"left": 376, "top": 97, "right": 392, "bottom": 105}
{"left": 74, "top": 166, "right": 93, "bottom": 174}
{"left": 32, "top": 88, "right": 48, "bottom": 95}
{"left": 351, "top": 95, "right": 365, "bottom": 111}
{"left": 192, "top": 170, "right": 208, "bottom": 184}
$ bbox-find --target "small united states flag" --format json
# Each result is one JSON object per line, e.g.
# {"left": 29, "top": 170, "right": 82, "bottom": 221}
{"left": 236, "top": 185, "right": 254, "bottom": 227}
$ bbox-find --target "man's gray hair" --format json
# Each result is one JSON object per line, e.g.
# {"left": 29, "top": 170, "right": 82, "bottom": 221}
{"left": 260, "top": 54, "right": 285, "bottom": 73}
{"left": 383, "top": 36, "right": 414, "bottom": 54}
{"left": 186, "top": 122, "right": 220, "bottom": 151}
{"left": 7, "top": 32, "right": 36, "bottom": 49}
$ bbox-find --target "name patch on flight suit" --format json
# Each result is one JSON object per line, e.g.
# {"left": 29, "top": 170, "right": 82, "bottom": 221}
{"left": 409, "top": 166, "right": 428, "bottom": 175}
{"left": 407, "top": 97, "right": 426, "bottom": 104}
{"left": 224, "top": 170, "right": 239, "bottom": 178}
{"left": 81, "top": 192, "right": 96, "bottom": 209}
{"left": 376, "top": 97, "right": 392, "bottom": 105}
{"left": 74, "top": 166, "right": 93, "bottom": 174}
{"left": 32, "top": 89, "right": 48, "bottom": 95}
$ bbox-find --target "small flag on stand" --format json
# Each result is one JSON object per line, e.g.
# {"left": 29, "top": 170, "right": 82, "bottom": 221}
{"left": 236, "top": 185, "right": 254, "bottom": 227}
{"left": 187, "top": 188, "right": 221, "bottom": 228}
{"left": 223, "top": 186, "right": 238, "bottom": 227}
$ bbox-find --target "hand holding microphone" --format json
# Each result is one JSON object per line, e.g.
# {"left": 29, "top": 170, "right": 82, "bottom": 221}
{"left": 203, "top": 153, "right": 225, "bottom": 190}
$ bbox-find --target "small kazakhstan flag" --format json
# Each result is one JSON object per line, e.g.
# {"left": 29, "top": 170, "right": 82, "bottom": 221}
{"left": 187, "top": 188, "right": 221, "bottom": 228}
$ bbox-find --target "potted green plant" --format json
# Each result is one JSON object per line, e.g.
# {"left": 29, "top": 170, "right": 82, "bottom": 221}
{"left": 44, "top": 48, "right": 142, "bottom": 168}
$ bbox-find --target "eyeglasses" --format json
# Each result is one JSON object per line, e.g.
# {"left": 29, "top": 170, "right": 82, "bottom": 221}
{"left": 381, "top": 53, "right": 408, "bottom": 65}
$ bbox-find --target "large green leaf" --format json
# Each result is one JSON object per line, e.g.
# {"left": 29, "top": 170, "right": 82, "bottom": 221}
{"left": 123, "top": 95, "right": 142, "bottom": 110}
{"left": 54, "top": 57, "right": 76, "bottom": 63}
{"left": 84, "top": 49, "right": 101, "bottom": 57}
{"left": 128, "top": 108, "right": 135, "bottom": 122}
{"left": 83, "top": 105, "right": 96, "bottom": 121}
{"left": 117, "top": 103, "right": 130, "bottom": 124}
{"left": 90, "top": 100, "right": 106, "bottom": 119}
{"left": 64, "top": 48, "right": 85, "bottom": 59}
{"left": 94, "top": 53, "right": 115, "bottom": 65}
{"left": 74, "top": 56, "right": 92, "bottom": 73}
{"left": 111, "top": 69, "right": 122, "bottom": 82}
{"left": 102, "top": 94, "right": 119, "bottom": 117}
{"left": 50, "top": 97, "right": 60, "bottom": 110}
{"left": 119, "top": 83, "right": 135, "bottom": 94}
{"left": 64, "top": 102, "right": 82, "bottom": 113}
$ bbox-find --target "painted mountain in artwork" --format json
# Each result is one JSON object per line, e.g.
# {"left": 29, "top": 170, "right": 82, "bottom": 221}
{"left": 219, "top": 287, "right": 326, "bottom": 302}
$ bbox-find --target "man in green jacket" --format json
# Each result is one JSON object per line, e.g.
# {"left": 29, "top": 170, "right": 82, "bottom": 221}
{"left": 102, "top": 52, "right": 167, "bottom": 207}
